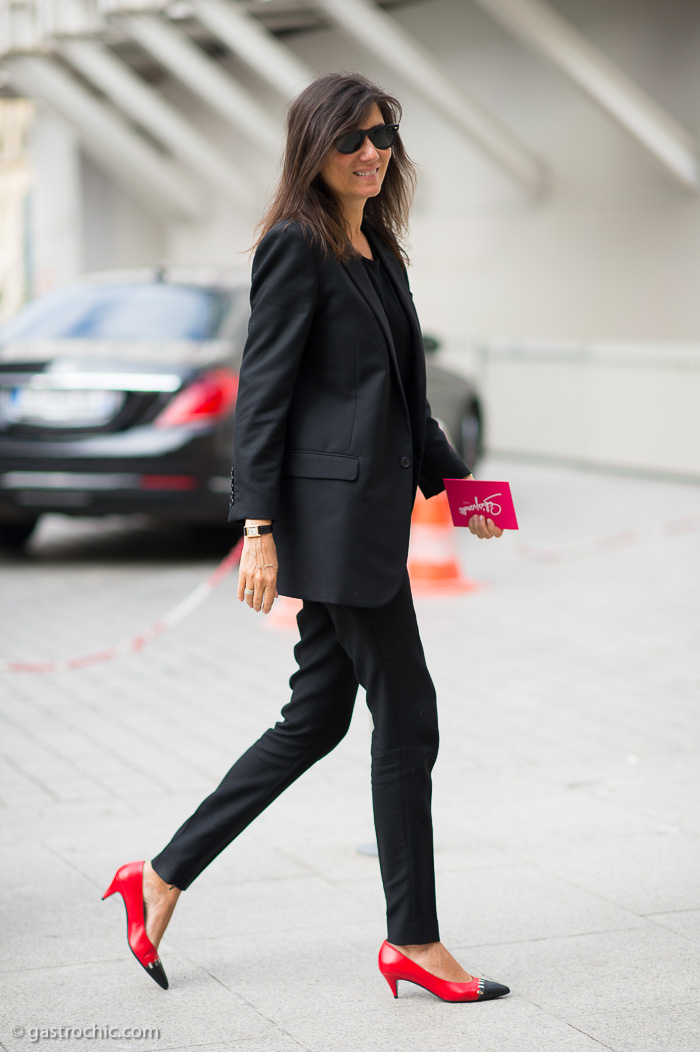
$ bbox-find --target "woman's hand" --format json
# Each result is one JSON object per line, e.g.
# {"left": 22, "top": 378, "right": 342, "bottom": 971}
{"left": 462, "top": 474, "right": 503, "bottom": 540}
{"left": 238, "top": 523, "right": 279, "bottom": 613}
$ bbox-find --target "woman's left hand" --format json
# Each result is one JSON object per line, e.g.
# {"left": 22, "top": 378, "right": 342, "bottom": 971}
{"left": 468, "top": 515, "right": 503, "bottom": 539}
{"left": 462, "top": 474, "right": 503, "bottom": 540}
{"left": 238, "top": 529, "right": 279, "bottom": 613}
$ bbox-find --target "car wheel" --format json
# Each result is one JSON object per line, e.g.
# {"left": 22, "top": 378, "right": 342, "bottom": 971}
{"left": 187, "top": 521, "right": 242, "bottom": 552}
{"left": 458, "top": 402, "right": 482, "bottom": 470}
{"left": 0, "top": 517, "right": 40, "bottom": 550}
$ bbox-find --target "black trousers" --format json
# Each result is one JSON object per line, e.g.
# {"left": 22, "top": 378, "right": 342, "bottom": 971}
{"left": 151, "top": 571, "right": 440, "bottom": 945}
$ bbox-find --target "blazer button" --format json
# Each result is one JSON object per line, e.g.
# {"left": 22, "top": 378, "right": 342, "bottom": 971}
{"left": 399, "top": 456, "right": 412, "bottom": 468}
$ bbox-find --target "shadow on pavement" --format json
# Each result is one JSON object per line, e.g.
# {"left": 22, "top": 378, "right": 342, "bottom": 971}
{"left": 0, "top": 514, "right": 240, "bottom": 566}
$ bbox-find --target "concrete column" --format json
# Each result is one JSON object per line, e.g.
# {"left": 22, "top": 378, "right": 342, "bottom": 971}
{"left": 29, "top": 104, "right": 83, "bottom": 296}
{"left": 0, "top": 99, "right": 34, "bottom": 321}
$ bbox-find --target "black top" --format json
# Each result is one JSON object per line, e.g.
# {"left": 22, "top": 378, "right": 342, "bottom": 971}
{"left": 362, "top": 256, "right": 413, "bottom": 396}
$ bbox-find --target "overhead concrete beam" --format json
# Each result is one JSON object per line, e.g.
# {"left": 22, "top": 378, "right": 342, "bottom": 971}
{"left": 120, "top": 12, "right": 281, "bottom": 156}
{"left": 4, "top": 55, "right": 203, "bottom": 219}
{"left": 471, "top": 0, "right": 699, "bottom": 191}
{"left": 313, "top": 0, "right": 546, "bottom": 197}
{"left": 61, "top": 38, "right": 254, "bottom": 205}
{"left": 191, "top": 0, "right": 312, "bottom": 99}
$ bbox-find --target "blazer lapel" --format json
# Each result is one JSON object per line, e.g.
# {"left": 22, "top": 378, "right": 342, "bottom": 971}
{"left": 343, "top": 246, "right": 412, "bottom": 428}
{"left": 344, "top": 222, "right": 424, "bottom": 423}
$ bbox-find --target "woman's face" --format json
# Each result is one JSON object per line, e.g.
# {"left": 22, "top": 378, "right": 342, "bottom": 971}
{"left": 320, "top": 103, "right": 391, "bottom": 213}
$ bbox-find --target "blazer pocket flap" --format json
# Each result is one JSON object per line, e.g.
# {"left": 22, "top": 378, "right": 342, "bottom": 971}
{"left": 284, "top": 450, "right": 359, "bottom": 481}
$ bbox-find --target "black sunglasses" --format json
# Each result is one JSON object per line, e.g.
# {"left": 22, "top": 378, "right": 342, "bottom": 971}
{"left": 336, "top": 123, "right": 399, "bottom": 154}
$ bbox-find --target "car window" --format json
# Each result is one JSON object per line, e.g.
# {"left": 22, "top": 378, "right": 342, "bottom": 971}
{"left": 0, "top": 283, "right": 229, "bottom": 343}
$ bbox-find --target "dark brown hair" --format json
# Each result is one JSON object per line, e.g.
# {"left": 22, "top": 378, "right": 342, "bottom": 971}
{"left": 254, "top": 72, "right": 416, "bottom": 264}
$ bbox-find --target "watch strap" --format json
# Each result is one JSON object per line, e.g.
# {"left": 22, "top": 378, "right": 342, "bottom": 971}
{"left": 243, "top": 524, "right": 273, "bottom": 537}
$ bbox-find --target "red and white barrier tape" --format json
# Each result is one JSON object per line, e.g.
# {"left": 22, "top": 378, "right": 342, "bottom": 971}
{"left": 1, "top": 538, "right": 243, "bottom": 674}
{"left": 514, "top": 515, "right": 700, "bottom": 564}
{"left": 4, "top": 513, "right": 698, "bottom": 673}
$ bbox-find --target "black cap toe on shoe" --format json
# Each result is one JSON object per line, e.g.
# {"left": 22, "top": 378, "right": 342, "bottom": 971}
{"left": 145, "top": 959, "right": 169, "bottom": 990}
{"left": 480, "top": 980, "right": 510, "bottom": 1000}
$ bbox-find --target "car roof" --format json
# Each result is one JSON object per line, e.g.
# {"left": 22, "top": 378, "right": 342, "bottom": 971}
{"left": 67, "top": 265, "right": 251, "bottom": 292}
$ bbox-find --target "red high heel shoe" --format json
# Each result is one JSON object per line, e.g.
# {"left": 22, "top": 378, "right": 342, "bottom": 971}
{"left": 103, "top": 861, "right": 168, "bottom": 989}
{"left": 378, "top": 941, "right": 509, "bottom": 1002}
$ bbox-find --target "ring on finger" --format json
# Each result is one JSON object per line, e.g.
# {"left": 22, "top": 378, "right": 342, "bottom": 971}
{"left": 244, "top": 587, "right": 254, "bottom": 596}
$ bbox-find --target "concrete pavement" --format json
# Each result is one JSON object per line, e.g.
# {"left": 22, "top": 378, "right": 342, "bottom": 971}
{"left": 1, "top": 457, "right": 699, "bottom": 1052}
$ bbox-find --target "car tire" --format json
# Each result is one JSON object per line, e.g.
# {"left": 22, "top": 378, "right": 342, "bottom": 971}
{"left": 187, "top": 521, "right": 243, "bottom": 551}
{"left": 0, "top": 517, "right": 40, "bottom": 550}
{"left": 456, "top": 401, "right": 482, "bottom": 471}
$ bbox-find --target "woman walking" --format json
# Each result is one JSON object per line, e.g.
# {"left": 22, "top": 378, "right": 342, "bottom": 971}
{"left": 104, "top": 72, "right": 507, "bottom": 1003}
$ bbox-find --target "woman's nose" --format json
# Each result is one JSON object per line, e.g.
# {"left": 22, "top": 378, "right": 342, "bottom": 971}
{"left": 357, "top": 138, "right": 380, "bottom": 162}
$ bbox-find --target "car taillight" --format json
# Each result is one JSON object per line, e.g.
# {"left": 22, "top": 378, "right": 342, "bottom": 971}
{"left": 154, "top": 369, "right": 239, "bottom": 428}
{"left": 140, "top": 475, "right": 197, "bottom": 490}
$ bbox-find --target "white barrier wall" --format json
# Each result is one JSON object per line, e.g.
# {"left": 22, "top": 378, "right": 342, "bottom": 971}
{"left": 478, "top": 341, "right": 700, "bottom": 479}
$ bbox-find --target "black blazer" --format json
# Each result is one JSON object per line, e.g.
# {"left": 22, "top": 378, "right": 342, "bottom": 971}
{"left": 228, "top": 218, "right": 469, "bottom": 606}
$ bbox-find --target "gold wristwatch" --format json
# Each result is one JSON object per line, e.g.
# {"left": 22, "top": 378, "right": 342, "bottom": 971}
{"left": 243, "top": 524, "right": 273, "bottom": 537}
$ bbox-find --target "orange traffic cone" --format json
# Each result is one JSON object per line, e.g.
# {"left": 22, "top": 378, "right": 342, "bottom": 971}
{"left": 408, "top": 490, "right": 480, "bottom": 595}
{"left": 264, "top": 594, "right": 303, "bottom": 630}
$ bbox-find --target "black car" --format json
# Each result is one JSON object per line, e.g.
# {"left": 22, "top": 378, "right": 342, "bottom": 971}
{"left": 0, "top": 269, "right": 482, "bottom": 549}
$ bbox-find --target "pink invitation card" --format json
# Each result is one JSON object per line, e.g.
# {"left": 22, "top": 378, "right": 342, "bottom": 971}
{"left": 443, "top": 479, "right": 519, "bottom": 530}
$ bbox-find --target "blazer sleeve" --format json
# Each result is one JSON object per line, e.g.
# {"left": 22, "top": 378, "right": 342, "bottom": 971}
{"left": 418, "top": 399, "right": 471, "bottom": 499}
{"left": 228, "top": 222, "right": 318, "bottom": 523}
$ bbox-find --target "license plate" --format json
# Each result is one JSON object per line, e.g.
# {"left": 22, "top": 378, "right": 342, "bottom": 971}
{"left": 3, "top": 387, "right": 124, "bottom": 426}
